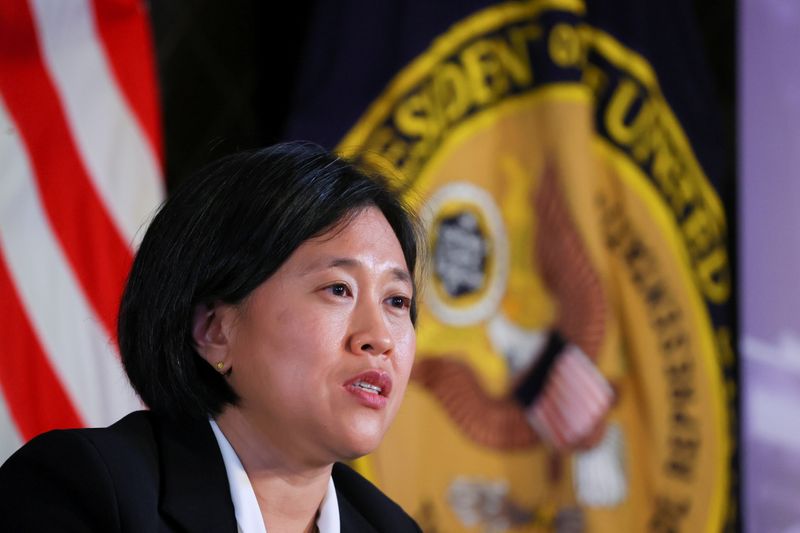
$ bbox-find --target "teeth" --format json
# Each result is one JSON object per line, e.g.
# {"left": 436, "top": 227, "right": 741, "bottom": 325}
{"left": 354, "top": 380, "right": 382, "bottom": 394}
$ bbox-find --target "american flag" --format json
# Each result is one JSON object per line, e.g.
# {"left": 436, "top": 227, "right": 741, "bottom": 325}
{"left": 0, "top": 0, "right": 163, "bottom": 461}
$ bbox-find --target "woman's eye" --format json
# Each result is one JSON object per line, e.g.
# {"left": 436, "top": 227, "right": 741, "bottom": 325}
{"left": 388, "top": 296, "right": 411, "bottom": 310}
{"left": 328, "top": 283, "right": 350, "bottom": 297}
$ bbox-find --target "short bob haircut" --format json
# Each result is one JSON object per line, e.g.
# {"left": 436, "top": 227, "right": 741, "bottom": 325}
{"left": 118, "top": 141, "right": 422, "bottom": 419}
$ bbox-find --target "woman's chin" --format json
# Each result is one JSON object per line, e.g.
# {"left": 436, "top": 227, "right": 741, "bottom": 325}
{"left": 333, "top": 422, "right": 387, "bottom": 460}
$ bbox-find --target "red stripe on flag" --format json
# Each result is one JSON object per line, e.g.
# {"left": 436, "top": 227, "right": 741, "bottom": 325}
{"left": 0, "top": 251, "right": 84, "bottom": 440}
{"left": 89, "top": 0, "right": 163, "bottom": 163}
{"left": 0, "top": 0, "right": 133, "bottom": 342}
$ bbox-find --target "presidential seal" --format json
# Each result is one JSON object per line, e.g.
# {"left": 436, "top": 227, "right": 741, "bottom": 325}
{"left": 339, "top": 1, "right": 733, "bottom": 531}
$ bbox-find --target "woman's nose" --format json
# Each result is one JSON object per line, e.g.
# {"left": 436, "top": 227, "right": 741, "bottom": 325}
{"left": 349, "top": 300, "right": 394, "bottom": 356}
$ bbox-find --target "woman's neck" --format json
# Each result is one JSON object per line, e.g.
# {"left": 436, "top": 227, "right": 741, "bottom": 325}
{"left": 214, "top": 408, "right": 333, "bottom": 532}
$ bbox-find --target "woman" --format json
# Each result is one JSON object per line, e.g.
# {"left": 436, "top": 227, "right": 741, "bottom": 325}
{"left": 0, "top": 142, "right": 423, "bottom": 532}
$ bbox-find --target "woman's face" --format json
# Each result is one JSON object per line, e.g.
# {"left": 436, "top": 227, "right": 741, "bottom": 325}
{"left": 220, "top": 207, "right": 416, "bottom": 465}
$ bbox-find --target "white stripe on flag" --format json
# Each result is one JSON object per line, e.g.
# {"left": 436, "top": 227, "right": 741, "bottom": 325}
{"left": 29, "top": 0, "right": 163, "bottom": 249}
{"left": 0, "top": 98, "right": 142, "bottom": 427}
{"left": 0, "top": 389, "right": 23, "bottom": 461}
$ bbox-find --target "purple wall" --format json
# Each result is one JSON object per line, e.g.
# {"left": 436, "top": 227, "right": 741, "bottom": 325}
{"left": 741, "top": 0, "right": 800, "bottom": 531}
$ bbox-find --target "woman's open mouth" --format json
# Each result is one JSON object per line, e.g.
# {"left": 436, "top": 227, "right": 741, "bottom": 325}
{"left": 344, "top": 370, "right": 392, "bottom": 409}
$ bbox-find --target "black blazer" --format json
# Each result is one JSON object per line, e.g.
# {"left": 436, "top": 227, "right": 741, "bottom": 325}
{"left": 0, "top": 411, "right": 420, "bottom": 532}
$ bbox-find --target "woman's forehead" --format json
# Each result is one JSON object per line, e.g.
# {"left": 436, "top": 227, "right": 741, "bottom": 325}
{"left": 284, "top": 208, "right": 410, "bottom": 275}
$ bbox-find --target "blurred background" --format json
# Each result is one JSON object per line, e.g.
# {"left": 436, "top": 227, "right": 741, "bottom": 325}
{"left": 2, "top": 0, "right": 798, "bottom": 531}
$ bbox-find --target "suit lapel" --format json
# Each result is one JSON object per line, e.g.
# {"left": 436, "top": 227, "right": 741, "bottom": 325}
{"left": 336, "top": 489, "right": 378, "bottom": 532}
{"left": 154, "top": 414, "right": 238, "bottom": 533}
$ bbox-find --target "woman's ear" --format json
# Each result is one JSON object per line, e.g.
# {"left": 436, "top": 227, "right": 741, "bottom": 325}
{"left": 192, "top": 302, "right": 232, "bottom": 372}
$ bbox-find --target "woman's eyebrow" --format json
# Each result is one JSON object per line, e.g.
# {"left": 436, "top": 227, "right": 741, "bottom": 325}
{"left": 329, "top": 259, "right": 412, "bottom": 285}
{"left": 327, "top": 257, "right": 359, "bottom": 270}
{"left": 301, "top": 257, "right": 412, "bottom": 284}
{"left": 297, "top": 257, "right": 358, "bottom": 274}
{"left": 389, "top": 267, "right": 413, "bottom": 285}
{"left": 296, "top": 257, "right": 353, "bottom": 276}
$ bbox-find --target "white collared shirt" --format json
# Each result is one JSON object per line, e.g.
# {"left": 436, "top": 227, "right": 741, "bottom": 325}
{"left": 209, "top": 420, "right": 341, "bottom": 533}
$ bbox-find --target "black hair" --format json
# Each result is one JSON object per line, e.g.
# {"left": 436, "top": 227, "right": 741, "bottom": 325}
{"left": 118, "top": 141, "right": 422, "bottom": 419}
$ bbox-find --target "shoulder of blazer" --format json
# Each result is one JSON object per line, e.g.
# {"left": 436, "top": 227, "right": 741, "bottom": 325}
{"left": 332, "top": 462, "right": 422, "bottom": 532}
{"left": 85, "top": 410, "right": 238, "bottom": 533}
{"left": 0, "top": 410, "right": 237, "bottom": 533}
{"left": 0, "top": 413, "right": 154, "bottom": 532}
